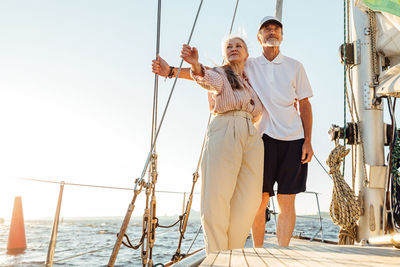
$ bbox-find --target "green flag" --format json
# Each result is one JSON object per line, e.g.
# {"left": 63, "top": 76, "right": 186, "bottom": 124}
{"left": 363, "top": 0, "right": 400, "bottom": 17}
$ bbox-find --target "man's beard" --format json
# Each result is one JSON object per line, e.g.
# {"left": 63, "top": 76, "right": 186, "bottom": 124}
{"left": 261, "top": 37, "right": 280, "bottom": 47}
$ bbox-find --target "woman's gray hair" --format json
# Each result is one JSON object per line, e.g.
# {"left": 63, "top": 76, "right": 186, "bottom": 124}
{"left": 220, "top": 35, "right": 249, "bottom": 90}
{"left": 221, "top": 35, "right": 249, "bottom": 64}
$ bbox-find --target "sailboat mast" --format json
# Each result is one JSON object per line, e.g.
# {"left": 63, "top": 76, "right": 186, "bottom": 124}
{"left": 351, "top": 2, "right": 385, "bottom": 242}
{"left": 275, "top": 0, "right": 283, "bottom": 20}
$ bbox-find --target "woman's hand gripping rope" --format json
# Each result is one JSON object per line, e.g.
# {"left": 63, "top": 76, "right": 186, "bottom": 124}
{"left": 152, "top": 56, "right": 170, "bottom": 77}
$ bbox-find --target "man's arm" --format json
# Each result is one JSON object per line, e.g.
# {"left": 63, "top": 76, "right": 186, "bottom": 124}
{"left": 152, "top": 56, "right": 193, "bottom": 80}
{"left": 299, "top": 97, "right": 313, "bottom": 164}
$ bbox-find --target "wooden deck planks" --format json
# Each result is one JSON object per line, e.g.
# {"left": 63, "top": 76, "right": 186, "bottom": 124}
{"left": 230, "top": 249, "right": 249, "bottom": 267}
{"left": 262, "top": 244, "right": 307, "bottom": 266}
{"left": 313, "top": 244, "right": 400, "bottom": 266}
{"left": 200, "top": 237, "right": 400, "bottom": 266}
{"left": 277, "top": 246, "right": 330, "bottom": 267}
{"left": 297, "top": 244, "right": 363, "bottom": 266}
{"left": 200, "top": 251, "right": 219, "bottom": 266}
{"left": 254, "top": 247, "right": 286, "bottom": 267}
{"left": 287, "top": 244, "right": 351, "bottom": 267}
{"left": 243, "top": 248, "right": 267, "bottom": 266}
{"left": 299, "top": 242, "right": 399, "bottom": 266}
{"left": 212, "top": 250, "right": 231, "bottom": 266}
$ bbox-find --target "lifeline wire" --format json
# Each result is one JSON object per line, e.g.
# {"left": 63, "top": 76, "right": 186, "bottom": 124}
{"left": 16, "top": 177, "right": 198, "bottom": 194}
{"left": 313, "top": 154, "right": 333, "bottom": 180}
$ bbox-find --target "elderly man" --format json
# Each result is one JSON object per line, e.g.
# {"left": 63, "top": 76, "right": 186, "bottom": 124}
{"left": 152, "top": 16, "right": 313, "bottom": 247}
{"left": 247, "top": 16, "right": 313, "bottom": 247}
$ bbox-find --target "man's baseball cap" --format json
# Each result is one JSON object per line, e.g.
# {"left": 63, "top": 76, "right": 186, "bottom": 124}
{"left": 258, "top": 16, "right": 283, "bottom": 32}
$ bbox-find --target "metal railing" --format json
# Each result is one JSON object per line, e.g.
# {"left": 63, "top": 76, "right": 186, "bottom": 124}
{"left": 16, "top": 177, "right": 200, "bottom": 267}
{"left": 16, "top": 177, "right": 331, "bottom": 266}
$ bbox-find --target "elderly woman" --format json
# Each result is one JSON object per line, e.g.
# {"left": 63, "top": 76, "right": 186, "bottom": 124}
{"left": 154, "top": 37, "right": 264, "bottom": 253}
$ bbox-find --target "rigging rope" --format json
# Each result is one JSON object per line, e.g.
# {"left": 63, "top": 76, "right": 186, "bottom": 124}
{"left": 327, "top": 145, "right": 360, "bottom": 245}
{"left": 120, "top": 232, "right": 146, "bottom": 250}
{"left": 340, "top": 0, "right": 369, "bottom": 192}
{"left": 328, "top": 2, "right": 365, "bottom": 244}
{"left": 346, "top": 66, "right": 358, "bottom": 191}
{"left": 113, "top": 1, "right": 207, "bottom": 265}
{"left": 186, "top": 225, "right": 203, "bottom": 255}
{"left": 143, "top": 2, "right": 164, "bottom": 261}
{"left": 156, "top": 216, "right": 183, "bottom": 229}
{"left": 313, "top": 154, "right": 333, "bottom": 180}
{"left": 228, "top": 0, "right": 240, "bottom": 35}
{"left": 346, "top": 67, "right": 369, "bottom": 186}
{"left": 151, "top": 0, "right": 162, "bottom": 148}
{"left": 342, "top": 0, "right": 348, "bottom": 176}
{"left": 139, "top": 0, "right": 204, "bottom": 180}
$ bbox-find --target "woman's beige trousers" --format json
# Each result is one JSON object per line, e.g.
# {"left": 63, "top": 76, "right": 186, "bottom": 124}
{"left": 200, "top": 110, "right": 264, "bottom": 254}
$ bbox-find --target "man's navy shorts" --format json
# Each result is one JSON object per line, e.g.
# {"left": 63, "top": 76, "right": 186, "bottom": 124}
{"left": 262, "top": 134, "right": 308, "bottom": 196}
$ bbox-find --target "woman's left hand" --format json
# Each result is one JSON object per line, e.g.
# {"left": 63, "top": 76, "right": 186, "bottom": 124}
{"left": 181, "top": 44, "right": 199, "bottom": 65}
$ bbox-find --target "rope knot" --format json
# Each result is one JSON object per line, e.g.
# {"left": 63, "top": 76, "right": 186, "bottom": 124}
{"left": 327, "top": 144, "right": 360, "bottom": 245}
{"left": 326, "top": 145, "right": 350, "bottom": 174}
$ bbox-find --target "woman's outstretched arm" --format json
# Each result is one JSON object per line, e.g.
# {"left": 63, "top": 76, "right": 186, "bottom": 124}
{"left": 181, "top": 44, "right": 223, "bottom": 92}
{"left": 152, "top": 55, "right": 193, "bottom": 80}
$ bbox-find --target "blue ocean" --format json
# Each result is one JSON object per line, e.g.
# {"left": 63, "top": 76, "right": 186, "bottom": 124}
{"left": 0, "top": 215, "right": 339, "bottom": 266}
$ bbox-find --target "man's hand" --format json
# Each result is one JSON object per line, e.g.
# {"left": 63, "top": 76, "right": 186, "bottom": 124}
{"left": 301, "top": 141, "right": 313, "bottom": 164}
{"left": 152, "top": 56, "right": 170, "bottom": 77}
{"left": 299, "top": 98, "right": 313, "bottom": 164}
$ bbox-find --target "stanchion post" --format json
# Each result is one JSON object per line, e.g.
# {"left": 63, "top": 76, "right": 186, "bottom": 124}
{"left": 46, "top": 181, "right": 65, "bottom": 267}
{"left": 182, "top": 193, "right": 186, "bottom": 215}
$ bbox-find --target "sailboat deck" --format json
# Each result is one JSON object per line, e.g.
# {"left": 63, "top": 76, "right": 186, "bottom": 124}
{"left": 199, "top": 234, "right": 400, "bottom": 266}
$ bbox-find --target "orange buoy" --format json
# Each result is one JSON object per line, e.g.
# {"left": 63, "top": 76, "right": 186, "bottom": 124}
{"left": 7, "top": 196, "right": 27, "bottom": 255}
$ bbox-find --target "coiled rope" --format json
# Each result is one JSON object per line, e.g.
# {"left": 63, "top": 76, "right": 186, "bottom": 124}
{"left": 388, "top": 98, "right": 400, "bottom": 229}
{"left": 327, "top": 144, "right": 361, "bottom": 244}
{"left": 391, "top": 136, "right": 400, "bottom": 228}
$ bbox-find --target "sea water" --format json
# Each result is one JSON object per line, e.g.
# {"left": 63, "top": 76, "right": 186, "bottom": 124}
{"left": 0, "top": 215, "right": 339, "bottom": 266}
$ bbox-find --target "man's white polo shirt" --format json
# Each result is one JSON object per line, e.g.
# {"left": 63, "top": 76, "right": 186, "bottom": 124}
{"left": 245, "top": 53, "right": 313, "bottom": 141}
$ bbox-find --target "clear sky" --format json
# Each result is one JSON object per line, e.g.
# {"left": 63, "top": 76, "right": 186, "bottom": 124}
{"left": 0, "top": 0, "right": 393, "bottom": 220}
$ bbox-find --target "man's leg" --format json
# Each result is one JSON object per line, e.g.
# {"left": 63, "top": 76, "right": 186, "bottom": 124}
{"left": 251, "top": 192, "right": 270, "bottom": 247}
{"left": 276, "top": 194, "right": 296, "bottom": 246}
